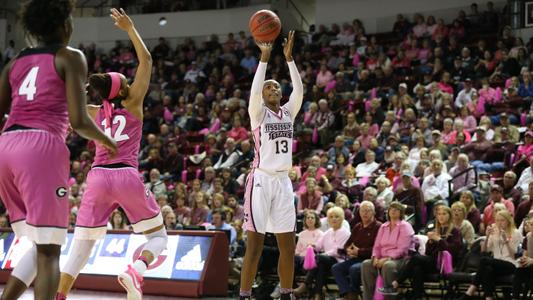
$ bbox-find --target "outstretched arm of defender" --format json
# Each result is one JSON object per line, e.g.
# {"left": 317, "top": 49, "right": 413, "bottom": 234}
{"left": 249, "top": 41, "right": 272, "bottom": 128}
{"left": 284, "top": 31, "right": 303, "bottom": 119}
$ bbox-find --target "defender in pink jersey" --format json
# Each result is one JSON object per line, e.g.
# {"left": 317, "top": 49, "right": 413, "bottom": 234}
{"left": 240, "top": 31, "right": 303, "bottom": 300}
{"left": 57, "top": 9, "right": 166, "bottom": 300}
{"left": 0, "top": 1, "right": 116, "bottom": 299}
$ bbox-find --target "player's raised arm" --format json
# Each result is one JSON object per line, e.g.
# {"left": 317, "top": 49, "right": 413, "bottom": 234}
{"left": 283, "top": 30, "right": 303, "bottom": 120}
{"left": 249, "top": 41, "right": 271, "bottom": 128}
{"left": 110, "top": 8, "right": 152, "bottom": 110}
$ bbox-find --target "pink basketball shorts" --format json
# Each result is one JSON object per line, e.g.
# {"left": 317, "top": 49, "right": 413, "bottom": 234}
{"left": 0, "top": 129, "right": 70, "bottom": 245}
{"left": 74, "top": 166, "right": 163, "bottom": 240}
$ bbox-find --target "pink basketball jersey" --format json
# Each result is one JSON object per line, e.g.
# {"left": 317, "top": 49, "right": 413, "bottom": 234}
{"left": 93, "top": 107, "right": 142, "bottom": 168}
{"left": 4, "top": 46, "right": 69, "bottom": 139}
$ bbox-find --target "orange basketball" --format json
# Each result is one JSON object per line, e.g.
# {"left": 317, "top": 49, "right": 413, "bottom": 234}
{"left": 249, "top": 10, "right": 281, "bottom": 42}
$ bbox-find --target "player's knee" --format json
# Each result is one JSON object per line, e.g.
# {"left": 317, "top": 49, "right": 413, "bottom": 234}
{"left": 143, "top": 227, "right": 168, "bottom": 257}
{"left": 36, "top": 244, "right": 61, "bottom": 258}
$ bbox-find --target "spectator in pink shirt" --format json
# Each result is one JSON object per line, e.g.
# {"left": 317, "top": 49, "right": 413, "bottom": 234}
{"left": 227, "top": 115, "right": 249, "bottom": 143}
{"left": 361, "top": 202, "right": 414, "bottom": 299}
{"left": 316, "top": 64, "right": 334, "bottom": 88}
{"left": 294, "top": 207, "right": 350, "bottom": 298}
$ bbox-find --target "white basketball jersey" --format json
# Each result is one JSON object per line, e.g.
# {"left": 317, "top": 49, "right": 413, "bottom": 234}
{"left": 252, "top": 105, "right": 293, "bottom": 173}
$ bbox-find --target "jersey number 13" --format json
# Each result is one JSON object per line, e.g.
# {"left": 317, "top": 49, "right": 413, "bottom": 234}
{"left": 275, "top": 140, "right": 289, "bottom": 154}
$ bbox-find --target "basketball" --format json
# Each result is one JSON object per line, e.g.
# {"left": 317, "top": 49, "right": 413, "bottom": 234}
{"left": 249, "top": 10, "right": 281, "bottom": 42}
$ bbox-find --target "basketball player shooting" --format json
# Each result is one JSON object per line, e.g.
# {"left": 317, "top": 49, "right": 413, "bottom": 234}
{"left": 240, "top": 30, "right": 303, "bottom": 300}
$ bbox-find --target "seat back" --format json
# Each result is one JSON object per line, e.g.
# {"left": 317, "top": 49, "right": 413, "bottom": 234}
{"left": 457, "top": 237, "right": 485, "bottom": 273}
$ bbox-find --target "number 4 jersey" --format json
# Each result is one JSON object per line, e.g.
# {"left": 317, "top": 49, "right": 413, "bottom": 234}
{"left": 4, "top": 46, "right": 69, "bottom": 139}
{"left": 93, "top": 108, "right": 142, "bottom": 168}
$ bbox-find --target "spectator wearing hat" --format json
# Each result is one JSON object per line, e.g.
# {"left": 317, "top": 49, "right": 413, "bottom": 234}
{"left": 471, "top": 116, "right": 495, "bottom": 141}
{"left": 394, "top": 170, "right": 425, "bottom": 231}
{"left": 463, "top": 126, "right": 495, "bottom": 172}
{"left": 455, "top": 78, "right": 476, "bottom": 108}
{"left": 430, "top": 130, "right": 449, "bottom": 158}
{"left": 328, "top": 135, "right": 351, "bottom": 165}
{"left": 481, "top": 185, "right": 516, "bottom": 233}
{"left": 494, "top": 112, "right": 520, "bottom": 143}
{"left": 515, "top": 156, "right": 533, "bottom": 192}
{"left": 184, "top": 61, "right": 206, "bottom": 83}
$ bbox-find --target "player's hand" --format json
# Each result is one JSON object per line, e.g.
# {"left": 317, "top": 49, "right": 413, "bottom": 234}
{"left": 283, "top": 30, "right": 295, "bottom": 61}
{"left": 100, "top": 136, "right": 118, "bottom": 158}
{"left": 110, "top": 8, "right": 133, "bottom": 32}
{"left": 255, "top": 41, "right": 273, "bottom": 54}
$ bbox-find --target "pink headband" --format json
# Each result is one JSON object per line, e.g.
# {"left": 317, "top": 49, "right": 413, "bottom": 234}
{"left": 102, "top": 72, "right": 122, "bottom": 128}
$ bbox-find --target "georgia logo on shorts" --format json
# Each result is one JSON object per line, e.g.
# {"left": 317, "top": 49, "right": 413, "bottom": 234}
{"left": 56, "top": 187, "right": 68, "bottom": 198}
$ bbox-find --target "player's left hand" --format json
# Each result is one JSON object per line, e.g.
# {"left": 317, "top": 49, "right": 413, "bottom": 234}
{"left": 110, "top": 8, "right": 134, "bottom": 32}
{"left": 283, "top": 30, "right": 295, "bottom": 61}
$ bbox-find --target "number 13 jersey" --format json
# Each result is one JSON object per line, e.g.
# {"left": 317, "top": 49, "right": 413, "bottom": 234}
{"left": 252, "top": 106, "right": 294, "bottom": 173}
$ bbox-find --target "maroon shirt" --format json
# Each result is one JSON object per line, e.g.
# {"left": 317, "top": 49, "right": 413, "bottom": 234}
{"left": 503, "top": 186, "right": 522, "bottom": 209}
{"left": 343, "top": 220, "right": 382, "bottom": 260}
{"left": 425, "top": 227, "right": 463, "bottom": 259}
{"left": 515, "top": 200, "right": 532, "bottom": 227}
{"left": 467, "top": 208, "right": 481, "bottom": 233}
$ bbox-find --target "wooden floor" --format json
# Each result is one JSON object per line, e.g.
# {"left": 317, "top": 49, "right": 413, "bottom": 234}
{"left": 6, "top": 286, "right": 230, "bottom": 300}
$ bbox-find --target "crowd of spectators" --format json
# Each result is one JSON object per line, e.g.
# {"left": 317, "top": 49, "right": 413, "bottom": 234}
{"left": 3, "top": 1, "right": 533, "bottom": 299}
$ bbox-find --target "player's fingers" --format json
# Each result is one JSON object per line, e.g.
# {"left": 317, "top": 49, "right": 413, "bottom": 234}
{"left": 120, "top": 8, "right": 126, "bottom": 15}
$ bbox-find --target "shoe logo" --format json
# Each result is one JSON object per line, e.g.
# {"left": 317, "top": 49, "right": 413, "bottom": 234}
{"left": 56, "top": 187, "right": 67, "bottom": 198}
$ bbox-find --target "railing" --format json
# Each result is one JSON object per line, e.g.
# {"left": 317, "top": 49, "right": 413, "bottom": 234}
{"left": 447, "top": 166, "right": 478, "bottom": 200}
{"left": 286, "top": 0, "right": 309, "bottom": 29}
